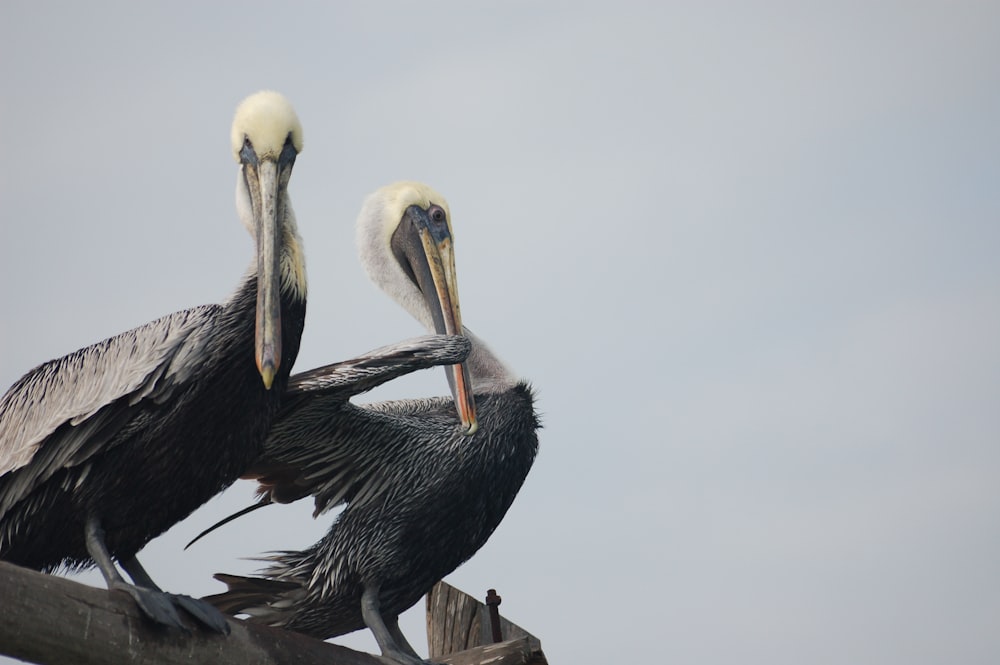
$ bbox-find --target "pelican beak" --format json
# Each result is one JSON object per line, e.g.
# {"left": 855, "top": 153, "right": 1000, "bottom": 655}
{"left": 400, "top": 206, "right": 478, "bottom": 435}
{"left": 247, "top": 159, "right": 284, "bottom": 389}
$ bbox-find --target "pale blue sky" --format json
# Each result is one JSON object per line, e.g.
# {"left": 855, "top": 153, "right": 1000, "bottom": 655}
{"left": 2, "top": 2, "right": 999, "bottom": 663}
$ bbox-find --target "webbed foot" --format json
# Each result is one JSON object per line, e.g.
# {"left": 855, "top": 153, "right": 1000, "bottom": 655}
{"left": 109, "top": 581, "right": 231, "bottom": 634}
{"left": 170, "top": 592, "right": 232, "bottom": 634}
{"left": 110, "top": 579, "right": 188, "bottom": 632}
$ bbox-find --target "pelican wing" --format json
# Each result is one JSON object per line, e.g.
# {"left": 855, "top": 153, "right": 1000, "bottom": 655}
{"left": 0, "top": 305, "right": 219, "bottom": 494}
{"left": 248, "top": 395, "right": 453, "bottom": 515}
{"left": 285, "top": 334, "right": 470, "bottom": 398}
{"left": 242, "top": 335, "right": 469, "bottom": 511}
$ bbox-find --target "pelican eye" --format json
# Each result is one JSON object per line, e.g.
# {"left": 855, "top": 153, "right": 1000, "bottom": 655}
{"left": 240, "top": 136, "right": 258, "bottom": 165}
{"left": 429, "top": 206, "right": 446, "bottom": 223}
{"left": 279, "top": 133, "right": 298, "bottom": 166}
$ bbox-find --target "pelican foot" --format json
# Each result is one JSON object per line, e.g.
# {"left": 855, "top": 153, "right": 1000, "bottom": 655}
{"left": 110, "top": 582, "right": 231, "bottom": 634}
{"left": 110, "top": 580, "right": 188, "bottom": 632}
{"left": 170, "top": 593, "right": 232, "bottom": 635}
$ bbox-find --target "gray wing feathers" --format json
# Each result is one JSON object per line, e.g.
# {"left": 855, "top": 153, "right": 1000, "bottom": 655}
{"left": 251, "top": 335, "right": 469, "bottom": 514}
{"left": 0, "top": 305, "right": 218, "bottom": 478}
{"left": 259, "top": 395, "right": 451, "bottom": 516}
{"left": 206, "top": 574, "right": 306, "bottom": 624}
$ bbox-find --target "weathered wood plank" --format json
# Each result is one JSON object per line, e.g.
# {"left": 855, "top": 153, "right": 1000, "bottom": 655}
{"left": 426, "top": 581, "right": 546, "bottom": 663}
{"left": 426, "top": 579, "right": 483, "bottom": 656}
{"left": 436, "top": 637, "right": 535, "bottom": 665}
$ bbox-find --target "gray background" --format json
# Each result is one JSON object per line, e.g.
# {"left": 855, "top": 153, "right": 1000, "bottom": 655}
{"left": 2, "top": 2, "right": 999, "bottom": 663}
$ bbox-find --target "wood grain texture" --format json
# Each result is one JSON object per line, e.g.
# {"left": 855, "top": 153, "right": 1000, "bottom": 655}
{"left": 0, "top": 560, "right": 380, "bottom": 665}
{"left": 426, "top": 581, "right": 546, "bottom": 663}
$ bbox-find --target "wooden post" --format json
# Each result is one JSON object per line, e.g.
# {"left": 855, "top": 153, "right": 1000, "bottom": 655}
{"left": 426, "top": 581, "right": 546, "bottom": 664}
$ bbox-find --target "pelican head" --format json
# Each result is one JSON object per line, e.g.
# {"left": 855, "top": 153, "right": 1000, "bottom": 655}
{"left": 232, "top": 91, "right": 305, "bottom": 390}
{"left": 357, "top": 182, "right": 478, "bottom": 435}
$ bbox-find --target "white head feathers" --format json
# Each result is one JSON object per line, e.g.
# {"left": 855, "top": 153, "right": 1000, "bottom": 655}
{"left": 231, "top": 91, "right": 304, "bottom": 162}
{"left": 356, "top": 181, "right": 453, "bottom": 331}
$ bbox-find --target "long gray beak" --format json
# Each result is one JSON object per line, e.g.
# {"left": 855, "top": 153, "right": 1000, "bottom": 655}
{"left": 247, "top": 160, "right": 283, "bottom": 389}
{"left": 400, "top": 206, "right": 478, "bottom": 434}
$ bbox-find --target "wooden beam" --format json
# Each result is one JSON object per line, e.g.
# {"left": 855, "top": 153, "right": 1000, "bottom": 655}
{"left": 1, "top": 562, "right": 545, "bottom": 665}
{"left": 0, "top": 560, "right": 380, "bottom": 665}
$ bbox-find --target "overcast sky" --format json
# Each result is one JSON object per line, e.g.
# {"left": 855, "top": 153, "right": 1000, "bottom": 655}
{"left": 2, "top": 2, "right": 999, "bottom": 663}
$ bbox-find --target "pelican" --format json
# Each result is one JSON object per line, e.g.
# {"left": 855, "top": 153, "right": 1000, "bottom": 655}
{"left": 201, "top": 182, "right": 539, "bottom": 665}
{"left": 0, "top": 91, "right": 308, "bottom": 633}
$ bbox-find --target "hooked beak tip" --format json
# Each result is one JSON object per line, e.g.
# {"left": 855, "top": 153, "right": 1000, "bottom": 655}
{"left": 259, "top": 363, "right": 277, "bottom": 390}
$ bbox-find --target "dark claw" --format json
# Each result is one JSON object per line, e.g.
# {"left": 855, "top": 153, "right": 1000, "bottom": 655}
{"left": 111, "top": 581, "right": 230, "bottom": 634}
{"left": 170, "top": 593, "right": 232, "bottom": 635}
{"left": 111, "top": 580, "right": 189, "bottom": 633}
